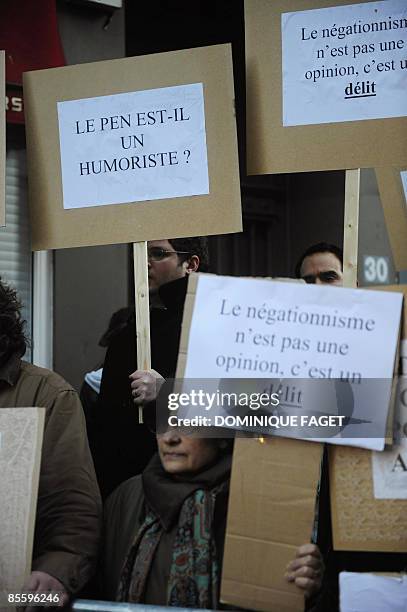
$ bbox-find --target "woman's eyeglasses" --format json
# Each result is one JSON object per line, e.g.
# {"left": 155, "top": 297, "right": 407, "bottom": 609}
{"left": 147, "top": 247, "right": 191, "bottom": 262}
{"left": 302, "top": 270, "right": 341, "bottom": 284}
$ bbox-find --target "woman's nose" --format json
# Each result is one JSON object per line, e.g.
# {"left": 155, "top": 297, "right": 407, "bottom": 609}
{"left": 161, "top": 428, "right": 181, "bottom": 444}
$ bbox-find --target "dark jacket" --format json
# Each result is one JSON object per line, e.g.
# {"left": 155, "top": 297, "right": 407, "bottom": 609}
{"left": 93, "top": 276, "right": 188, "bottom": 498}
{"left": 102, "top": 453, "right": 320, "bottom": 611}
{"left": 0, "top": 356, "right": 102, "bottom": 595}
{"left": 102, "top": 452, "right": 231, "bottom": 607}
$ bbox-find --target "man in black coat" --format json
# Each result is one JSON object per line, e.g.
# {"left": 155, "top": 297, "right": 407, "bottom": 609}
{"left": 294, "top": 245, "right": 407, "bottom": 609}
{"left": 93, "top": 237, "right": 209, "bottom": 498}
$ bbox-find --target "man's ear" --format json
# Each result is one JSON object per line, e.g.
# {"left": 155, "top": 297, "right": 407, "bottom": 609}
{"left": 185, "top": 255, "right": 200, "bottom": 274}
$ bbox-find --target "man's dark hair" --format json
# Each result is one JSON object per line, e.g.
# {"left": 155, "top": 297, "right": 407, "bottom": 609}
{"left": 295, "top": 242, "right": 343, "bottom": 278}
{"left": 0, "top": 278, "right": 27, "bottom": 364}
{"left": 169, "top": 236, "right": 210, "bottom": 272}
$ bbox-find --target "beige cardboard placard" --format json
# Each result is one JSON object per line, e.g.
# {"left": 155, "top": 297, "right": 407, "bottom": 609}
{"left": 0, "top": 408, "right": 45, "bottom": 596}
{"left": 23, "top": 44, "right": 242, "bottom": 250}
{"left": 177, "top": 273, "right": 402, "bottom": 452}
{"left": 177, "top": 276, "right": 323, "bottom": 609}
{"left": 221, "top": 437, "right": 323, "bottom": 612}
{"left": 245, "top": 0, "right": 407, "bottom": 175}
{"left": 330, "top": 284, "right": 406, "bottom": 552}
{"left": 0, "top": 51, "right": 5, "bottom": 227}
{"left": 176, "top": 272, "right": 199, "bottom": 379}
{"left": 330, "top": 444, "right": 407, "bottom": 552}
{"left": 375, "top": 167, "right": 407, "bottom": 271}
{"left": 373, "top": 285, "right": 406, "bottom": 338}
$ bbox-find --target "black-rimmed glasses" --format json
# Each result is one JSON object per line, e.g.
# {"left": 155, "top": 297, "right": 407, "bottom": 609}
{"left": 147, "top": 247, "right": 191, "bottom": 262}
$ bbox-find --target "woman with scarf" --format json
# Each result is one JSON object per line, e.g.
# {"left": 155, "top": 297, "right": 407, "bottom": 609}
{"left": 102, "top": 430, "right": 324, "bottom": 609}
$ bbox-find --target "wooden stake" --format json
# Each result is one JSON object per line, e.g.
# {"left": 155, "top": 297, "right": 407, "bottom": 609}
{"left": 343, "top": 169, "right": 360, "bottom": 289}
{"left": 133, "top": 241, "right": 151, "bottom": 424}
{"left": 330, "top": 168, "right": 361, "bottom": 549}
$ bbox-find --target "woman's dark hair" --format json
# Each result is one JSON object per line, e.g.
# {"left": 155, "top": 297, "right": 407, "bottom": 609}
{"left": 295, "top": 242, "right": 343, "bottom": 278}
{"left": 0, "top": 279, "right": 27, "bottom": 363}
{"left": 169, "top": 236, "right": 210, "bottom": 272}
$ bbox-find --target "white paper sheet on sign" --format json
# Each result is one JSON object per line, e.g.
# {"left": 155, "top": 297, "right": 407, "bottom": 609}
{"left": 183, "top": 275, "right": 403, "bottom": 451}
{"left": 282, "top": 0, "right": 407, "bottom": 126}
{"left": 57, "top": 82, "right": 209, "bottom": 209}
{"left": 340, "top": 572, "right": 407, "bottom": 612}
{"left": 401, "top": 171, "right": 407, "bottom": 209}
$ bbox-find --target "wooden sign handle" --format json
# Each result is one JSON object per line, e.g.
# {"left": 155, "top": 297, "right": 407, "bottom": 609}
{"left": 133, "top": 241, "right": 151, "bottom": 424}
{"left": 330, "top": 168, "right": 361, "bottom": 547}
{"left": 343, "top": 169, "right": 360, "bottom": 289}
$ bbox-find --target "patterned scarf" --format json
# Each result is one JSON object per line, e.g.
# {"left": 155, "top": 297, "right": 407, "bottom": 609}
{"left": 117, "top": 454, "right": 231, "bottom": 609}
{"left": 167, "top": 484, "right": 225, "bottom": 608}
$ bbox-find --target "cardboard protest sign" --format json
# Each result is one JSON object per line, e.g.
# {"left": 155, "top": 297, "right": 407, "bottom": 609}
{"left": 330, "top": 284, "right": 407, "bottom": 551}
{"left": 23, "top": 44, "right": 242, "bottom": 250}
{"left": 0, "top": 408, "right": 45, "bottom": 595}
{"left": 340, "top": 572, "right": 407, "bottom": 612}
{"left": 0, "top": 51, "right": 5, "bottom": 227}
{"left": 177, "top": 273, "right": 402, "bottom": 450}
{"left": 375, "top": 284, "right": 407, "bottom": 374}
{"left": 245, "top": 0, "right": 407, "bottom": 174}
{"left": 372, "top": 376, "right": 407, "bottom": 499}
{"left": 370, "top": 287, "right": 407, "bottom": 497}
{"left": 221, "top": 437, "right": 323, "bottom": 612}
{"left": 330, "top": 443, "right": 407, "bottom": 551}
{"left": 373, "top": 284, "right": 407, "bottom": 336}
{"left": 376, "top": 166, "right": 407, "bottom": 271}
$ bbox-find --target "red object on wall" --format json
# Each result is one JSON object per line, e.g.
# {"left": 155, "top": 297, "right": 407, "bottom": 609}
{"left": 0, "top": 0, "right": 65, "bottom": 124}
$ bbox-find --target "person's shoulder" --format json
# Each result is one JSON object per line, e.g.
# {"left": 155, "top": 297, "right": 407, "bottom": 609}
{"left": 19, "top": 361, "right": 76, "bottom": 395}
{"left": 101, "top": 318, "right": 136, "bottom": 388}
{"left": 103, "top": 317, "right": 135, "bottom": 363}
{"left": 104, "top": 475, "right": 144, "bottom": 519}
{"left": 108, "top": 474, "right": 143, "bottom": 505}
{"left": 109, "top": 317, "right": 135, "bottom": 346}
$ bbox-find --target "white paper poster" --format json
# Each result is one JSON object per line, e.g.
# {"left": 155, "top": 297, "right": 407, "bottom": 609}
{"left": 182, "top": 276, "right": 403, "bottom": 450}
{"left": 402, "top": 340, "right": 407, "bottom": 377}
{"left": 340, "top": 571, "right": 407, "bottom": 612}
{"left": 57, "top": 82, "right": 209, "bottom": 209}
{"left": 282, "top": 0, "right": 407, "bottom": 126}
{"left": 372, "top": 376, "right": 407, "bottom": 498}
{"left": 401, "top": 170, "right": 407, "bottom": 208}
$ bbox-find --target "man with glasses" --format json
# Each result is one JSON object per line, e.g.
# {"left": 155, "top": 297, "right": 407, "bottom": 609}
{"left": 295, "top": 242, "right": 343, "bottom": 286}
{"left": 147, "top": 239, "right": 200, "bottom": 298}
{"left": 93, "top": 237, "right": 209, "bottom": 497}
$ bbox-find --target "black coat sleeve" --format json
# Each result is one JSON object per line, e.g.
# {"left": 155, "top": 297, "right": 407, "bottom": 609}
{"left": 93, "top": 322, "right": 156, "bottom": 498}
